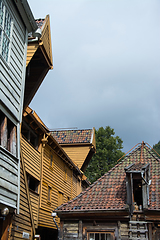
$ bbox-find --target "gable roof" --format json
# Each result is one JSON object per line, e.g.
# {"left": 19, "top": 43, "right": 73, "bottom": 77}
{"left": 51, "top": 129, "right": 94, "bottom": 145}
{"left": 56, "top": 142, "right": 160, "bottom": 213}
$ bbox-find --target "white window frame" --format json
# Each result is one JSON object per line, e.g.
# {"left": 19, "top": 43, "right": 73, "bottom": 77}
{"left": 0, "top": 0, "right": 13, "bottom": 63}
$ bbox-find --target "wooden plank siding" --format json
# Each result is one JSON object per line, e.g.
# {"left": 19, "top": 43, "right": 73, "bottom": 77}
{"left": 62, "top": 146, "right": 91, "bottom": 169}
{"left": 40, "top": 15, "right": 53, "bottom": 66}
{"left": 0, "top": 0, "right": 27, "bottom": 122}
{"left": 29, "top": 191, "right": 39, "bottom": 228}
{"left": 26, "top": 43, "right": 39, "bottom": 67}
{"left": 0, "top": 147, "right": 18, "bottom": 209}
{"left": 21, "top": 137, "right": 40, "bottom": 181}
{"left": 10, "top": 158, "right": 34, "bottom": 240}
{"left": 38, "top": 145, "right": 73, "bottom": 228}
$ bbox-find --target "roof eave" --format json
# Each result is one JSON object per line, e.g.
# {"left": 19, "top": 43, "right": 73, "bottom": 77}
{"left": 13, "top": 0, "right": 37, "bottom": 33}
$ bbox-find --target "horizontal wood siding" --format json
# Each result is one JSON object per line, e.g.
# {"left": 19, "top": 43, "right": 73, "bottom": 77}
{"left": 26, "top": 43, "right": 39, "bottom": 67}
{"left": 62, "top": 146, "right": 90, "bottom": 169}
{"left": 21, "top": 137, "right": 40, "bottom": 180}
{"left": 29, "top": 191, "right": 39, "bottom": 228}
{"left": 1, "top": 0, "right": 26, "bottom": 121}
{"left": 0, "top": 147, "right": 18, "bottom": 208}
{"left": 119, "top": 222, "right": 129, "bottom": 240}
{"left": 38, "top": 145, "right": 73, "bottom": 228}
{"left": 10, "top": 160, "right": 33, "bottom": 239}
{"left": 41, "top": 15, "right": 52, "bottom": 65}
{"left": 72, "top": 176, "right": 77, "bottom": 198}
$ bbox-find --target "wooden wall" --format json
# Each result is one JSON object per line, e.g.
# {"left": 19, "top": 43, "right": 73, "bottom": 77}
{"left": 39, "top": 144, "right": 73, "bottom": 228}
{"left": 1, "top": 0, "right": 27, "bottom": 121}
{"left": 10, "top": 157, "right": 34, "bottom": 239}
{"left": 21, "top": 137, "right": 40, "bottom": 181}
{"left": 62, "top": 146, "right": 91, "bottom": 169}
{"left": 0, "top": 147, "right": 18, "bottom": 210}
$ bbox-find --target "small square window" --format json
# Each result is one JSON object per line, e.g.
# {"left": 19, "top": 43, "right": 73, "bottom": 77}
{"left": 27, "top": 174, "right": 39, "bottom": 193}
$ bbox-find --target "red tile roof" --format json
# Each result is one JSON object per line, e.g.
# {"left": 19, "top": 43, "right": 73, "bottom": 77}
{"left": 35, "top": 19, "right": 45, "bottom": 29}
{"left": 56, "top": 143, "right": 160, "bottom": 212}
{"left": 51, "top": 129, "right": 93, "bottom": 144}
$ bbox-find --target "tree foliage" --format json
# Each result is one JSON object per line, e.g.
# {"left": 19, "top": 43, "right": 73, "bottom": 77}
{"left": 85, "top": 126, "right": 124, "bottom": 184}
{"left": 153, "top": 141, "right": 160, "bottom": 157}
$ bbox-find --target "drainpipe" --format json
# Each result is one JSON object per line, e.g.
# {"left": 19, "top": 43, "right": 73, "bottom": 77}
{"left": 51, "top": 212, "right": 59, "bottom": 240}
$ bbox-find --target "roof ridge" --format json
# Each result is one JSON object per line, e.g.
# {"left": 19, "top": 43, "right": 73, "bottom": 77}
{"left": 51, "top": 128, "right": 93, "bottom": 132}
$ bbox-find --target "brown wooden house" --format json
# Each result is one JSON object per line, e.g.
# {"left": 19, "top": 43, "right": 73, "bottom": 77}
{"left": 8, "top": 14, "right": 53, "bottom": 240}
{"left": 10, "top": 107, "right": 92, "bottom": 240}
{"left": 55, "top": 142, "right": 160, "bottom": 240}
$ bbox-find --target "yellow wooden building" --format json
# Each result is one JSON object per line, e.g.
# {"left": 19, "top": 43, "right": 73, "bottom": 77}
{"left": 9, "top": 15, "right": 95, "bottom": 240}
{"left": 10, "top": 107, "right": 92, "bottom": 240}
{"left": 51, "top": 129, "right": 96, "bottom": 173}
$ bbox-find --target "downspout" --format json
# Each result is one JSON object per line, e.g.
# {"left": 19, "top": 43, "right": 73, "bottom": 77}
{"left": 51, "top": 212, "right": 59, "bottom": 240}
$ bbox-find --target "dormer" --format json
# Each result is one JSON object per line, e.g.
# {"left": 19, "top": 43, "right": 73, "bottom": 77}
{"left": 125, "top": 162, "right": 151, "bottom": 213}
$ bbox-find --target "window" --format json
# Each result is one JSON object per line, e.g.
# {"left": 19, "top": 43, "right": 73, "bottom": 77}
{"left": 0, "top": 0, "right": 12, "bottom": 62}
{"left": 27, "top": 174, "right": 39, "bottom": 193}
{"left": 88, "top": 232, "right": 113, "bottom": 240}
{"left": 0, "top": 111, "right": 17, "bottom": 157}
{"left": 58, "top": 191, "right": 63, "bottom": 206}
{"left": 64, "top": 167, "right": 67, "bottom": 182}
{"left": 21, "top": 122, "right": 39, "bottom": 149}
{"left": 50, "top": 154, "right": 53, "bottom": 167}
{"left": 48, "top": 186, "right": 51, "bottom": 202}
{"left": 125, "top": 163, "right": 150, "bottom": 213}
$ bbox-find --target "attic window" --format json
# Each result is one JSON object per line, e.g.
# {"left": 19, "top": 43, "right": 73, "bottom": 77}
{"left": 125, "top": 163, "right": 150, "bottom": 213}
{"left": 133, "top": 178, "right": 143, "bottom": 206}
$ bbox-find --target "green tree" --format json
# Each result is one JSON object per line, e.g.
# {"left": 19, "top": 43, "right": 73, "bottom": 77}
{"left": 85, "top": 126, "right": 124, "bottom": 183}
{"left": 153, "top": 141, "right": 160, "bottom": 157}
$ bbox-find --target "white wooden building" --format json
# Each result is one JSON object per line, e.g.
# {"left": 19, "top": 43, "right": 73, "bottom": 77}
{"left": 0, "top": 0, "right": 38, "bottom": 236}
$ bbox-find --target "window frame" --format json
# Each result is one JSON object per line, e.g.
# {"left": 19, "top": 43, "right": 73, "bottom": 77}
{"left": 47, "top": 185, "right": 52, "bottom": 203}
{"left": 27, "top": 174, "right": 39, "bottom": 194}
{"left": 0, "top": 110, "right": 17, "bottom": 157}
{"left": 0, "top": 0, "right": 13, "bottom": 63}
{"left": 87, "top": 231, "right": 114, "bottom": 240}
{"left": 21, "top": 121, "right": 39, "bottom": 150}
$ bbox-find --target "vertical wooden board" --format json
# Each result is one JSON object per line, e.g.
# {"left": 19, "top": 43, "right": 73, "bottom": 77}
{"left": 29, "top": 191, "right": 39, "bottom": 227}
{"left": 11, "top": 160, "right": 33, "bottom": 239}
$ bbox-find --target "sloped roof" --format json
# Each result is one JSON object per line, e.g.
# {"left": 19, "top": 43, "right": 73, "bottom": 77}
{"left": 56, "top": 142, "right": 160, "bottom": 212}
{"left": 51, "top": 129, "right": 93, "bottom": 144}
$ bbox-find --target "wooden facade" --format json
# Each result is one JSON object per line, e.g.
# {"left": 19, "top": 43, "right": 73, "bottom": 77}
{"left": 51, "top": 129, "right": 96, "bottom": 172}
{"left": 56, "top": 142, "right": 160, "bottom": 240}
{"left": 0, "top": 1, "right": 38, "bottom": 239}
{"left": 11, "top": 107, "right": 91, "bottom": 240}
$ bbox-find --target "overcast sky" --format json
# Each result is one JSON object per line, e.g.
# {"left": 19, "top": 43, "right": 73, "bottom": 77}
{"left": 28, "top": 0, "right": 160, "bottom": 153}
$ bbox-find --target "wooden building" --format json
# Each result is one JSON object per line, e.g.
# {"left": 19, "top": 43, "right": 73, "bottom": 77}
{"left": 56, "top": 142, "right": 160, "bottom": 240}
{"left": 0, "top": 0, "right": 38, "bottom": 239}
{"left": 51, "top": 129, "right": 96, "bottom": 172}
{"left": 10, "top": 107, "right": 92, "bottom": 240}
{"left": 8, "top": 14, "right": 53, "bottom": 240}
